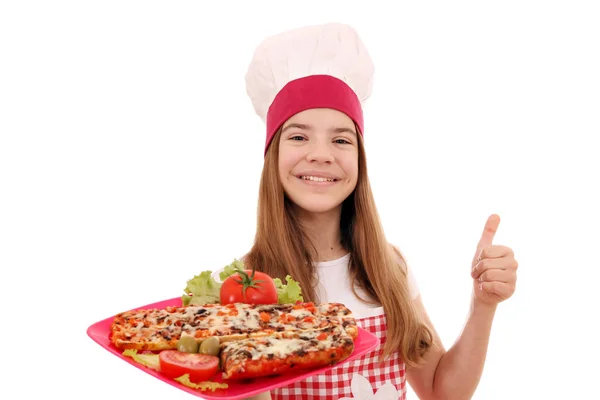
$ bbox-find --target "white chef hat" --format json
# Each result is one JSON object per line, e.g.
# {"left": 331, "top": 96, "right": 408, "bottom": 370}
{"left": 245, "top": 23, "right": 375, "bottom": 155}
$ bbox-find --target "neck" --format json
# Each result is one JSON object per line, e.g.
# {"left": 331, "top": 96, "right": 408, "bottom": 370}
{"left": 293, "top": 205, "right": 347, "bottom": 262}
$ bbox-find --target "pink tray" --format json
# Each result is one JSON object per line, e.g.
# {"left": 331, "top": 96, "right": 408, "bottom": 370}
{"left": 87, "top": 297, "right": 380, "bottom": 400}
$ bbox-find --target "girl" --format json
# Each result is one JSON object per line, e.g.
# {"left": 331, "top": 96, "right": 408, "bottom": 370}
{"left": 232, "top": 23, "right": 518, "bottom": 400}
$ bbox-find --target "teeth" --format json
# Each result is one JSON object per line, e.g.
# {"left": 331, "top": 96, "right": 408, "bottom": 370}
{"left": 301, "top": 176, "right": 335, "bottom": 182}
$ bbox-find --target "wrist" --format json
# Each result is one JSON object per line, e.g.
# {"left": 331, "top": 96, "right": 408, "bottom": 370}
{"left": 470, "top": 296, "right": 498, "bottom": 316}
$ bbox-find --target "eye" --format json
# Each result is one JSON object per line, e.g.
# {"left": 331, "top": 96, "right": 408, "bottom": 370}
{"left": 289, "top": 135, "right": 306, "bottom": 141}
{"left": 334, "top": 138, "right": 352, "bottom": 144}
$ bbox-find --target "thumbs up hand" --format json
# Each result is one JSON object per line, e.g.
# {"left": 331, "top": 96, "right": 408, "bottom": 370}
{"left": 470, "top": 214, "right": 519, "bottom": 306}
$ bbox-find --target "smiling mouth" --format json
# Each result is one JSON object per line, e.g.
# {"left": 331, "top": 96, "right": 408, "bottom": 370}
{"left": 297, "top": 175, "right": 339, "bottom": 183}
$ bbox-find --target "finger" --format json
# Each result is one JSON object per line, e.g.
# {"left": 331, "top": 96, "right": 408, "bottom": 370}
{"left": 477, "top": 245, "right": 515, "bottom": 262}
{"left": 479, "top": 281, "right": 514, "bottom": 298}
{"left": 476, "top": 269, "right": 516, "bottom": 284}
{"left": 477, "top": 214, "right": 501, "bottom": 250}
{"left": 471, "top": 257, "right": 515, "bottom": 279}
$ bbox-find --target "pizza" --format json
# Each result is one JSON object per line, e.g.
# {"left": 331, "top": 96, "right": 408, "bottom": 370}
{"left": 110, "top": 301, "right": 357, "bottom": 381}
{"left": 111, "top": 301, "right": 357, "bottom": 352}
{"left": 108, "top": 264, "right": 362, "bottom": 386}
{"left": 219, "top": 325, "right": 355, "bottom": 380}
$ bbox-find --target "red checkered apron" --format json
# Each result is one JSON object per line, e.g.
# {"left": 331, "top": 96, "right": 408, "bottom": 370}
{"left": 271, "top": 312, "right": 406, "bottom": 399}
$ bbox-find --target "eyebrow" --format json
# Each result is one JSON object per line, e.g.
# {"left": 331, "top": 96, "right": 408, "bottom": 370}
{"left": 281, "top": 123, "right": 357, "bottom": 136}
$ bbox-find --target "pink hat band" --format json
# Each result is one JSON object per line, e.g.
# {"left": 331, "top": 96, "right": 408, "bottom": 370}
{"left": 264, "top": 74, "right": 364, "bottom": 155}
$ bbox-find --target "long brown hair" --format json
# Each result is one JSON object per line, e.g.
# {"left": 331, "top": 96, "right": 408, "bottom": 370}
{"left": 244, "top": 126, "right": 433, "bottom": 367}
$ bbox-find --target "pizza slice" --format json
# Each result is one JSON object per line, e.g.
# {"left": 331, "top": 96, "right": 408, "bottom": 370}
{"left": 219, "top": 325, "right": 355, "bottom": 380}
{"left": 110, "top": 301, "right": 357, "bottom": 351}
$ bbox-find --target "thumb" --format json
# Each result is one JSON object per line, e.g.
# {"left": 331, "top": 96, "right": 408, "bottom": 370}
{"left": 472, "top": 214, "right": 500, "bottom": 267}
{"left": 476, "top": 214, "right": 501, "bottom": 255}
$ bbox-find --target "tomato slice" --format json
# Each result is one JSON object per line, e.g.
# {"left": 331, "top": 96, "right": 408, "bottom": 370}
{"left": 159, "top": 350, "right": 219, "bottom": 383}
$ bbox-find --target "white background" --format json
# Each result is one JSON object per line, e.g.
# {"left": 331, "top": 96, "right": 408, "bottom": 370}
{"left": 1, "top": 1, "right": 599, "bottom": 399}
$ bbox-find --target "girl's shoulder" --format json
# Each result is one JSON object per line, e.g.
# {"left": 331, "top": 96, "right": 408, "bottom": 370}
{"left": 388, "top": 243, "right": 420, "bottom": 300}
{"left": 313, "top": 248, "right": 420, "bottom": 318}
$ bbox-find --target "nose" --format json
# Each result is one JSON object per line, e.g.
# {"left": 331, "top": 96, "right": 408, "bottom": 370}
{"left": 306, "top": 141, "right": 334, "bottom": 164}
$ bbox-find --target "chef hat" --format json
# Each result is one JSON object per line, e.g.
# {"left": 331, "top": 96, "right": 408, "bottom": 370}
{"left": 245, "top": 23, "right": 375, "bottom": 155}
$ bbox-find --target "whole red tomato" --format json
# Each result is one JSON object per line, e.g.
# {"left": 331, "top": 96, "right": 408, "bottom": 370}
{"left": 220, "top": 269, "right": 278, "bottom": 305}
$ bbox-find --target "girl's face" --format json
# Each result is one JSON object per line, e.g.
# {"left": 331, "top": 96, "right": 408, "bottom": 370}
{"left": 278, "top": 108, "right": 359, "bottom": 215}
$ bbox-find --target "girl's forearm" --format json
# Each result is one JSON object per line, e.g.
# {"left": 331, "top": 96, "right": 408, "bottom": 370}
{"left": 244, "top": 392, "right": 272, "bottom": 400}
{"left": 431, "top": 299, "right": 497, "bottom": 400}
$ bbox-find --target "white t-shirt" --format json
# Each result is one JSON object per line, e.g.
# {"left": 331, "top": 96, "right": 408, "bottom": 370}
{"left": 212, "top": 252, "right": 420, "bottom": 320}
{"left": 314, "top": 253, "right": 419, "bottom": 319}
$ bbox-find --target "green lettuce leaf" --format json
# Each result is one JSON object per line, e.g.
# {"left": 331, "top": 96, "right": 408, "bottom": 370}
{"left": 122, "top": 349, "right": 161, "bottom": 371}
{"left": 181, "top": 260, "right": 245, "bottom": 306}
{"left": 218, "top": 259, "right": 245, "bottom": 281}
{"left": 181, "top": 270, "right": 221, "bottom": 306}
{"left": 273, "top": 275, "right": 304, "bottom": 304}
{"left": 174, "top": 374, "right": 228, "bottom": 391}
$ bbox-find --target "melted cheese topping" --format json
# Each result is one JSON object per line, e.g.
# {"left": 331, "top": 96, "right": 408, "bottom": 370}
{"left": 221, "top": 325, "right": 352, "bottom": 363}
{"left": 112, "top": 302, "right": 355, "bottom": 346}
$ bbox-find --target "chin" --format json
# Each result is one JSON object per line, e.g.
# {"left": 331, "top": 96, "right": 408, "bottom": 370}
{"left": 287, "top": 194, "right": 347, "bottom": 215}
